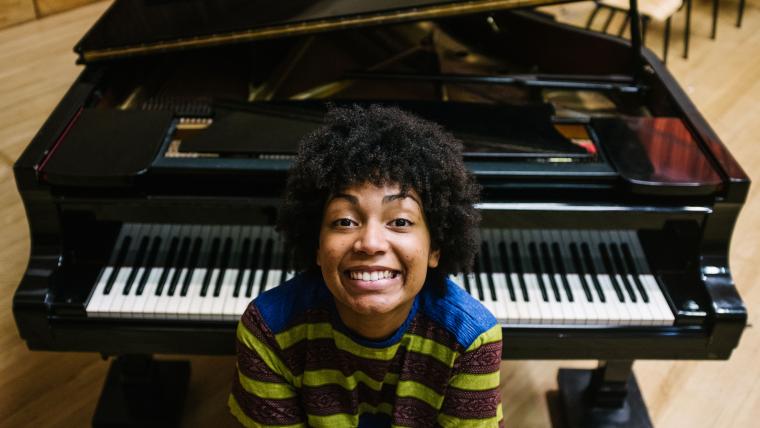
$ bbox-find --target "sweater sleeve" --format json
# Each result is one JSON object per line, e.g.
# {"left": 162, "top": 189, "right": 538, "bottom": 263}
{"left": 437, "top": 324, "right": 504, "bottom": 427}
{"left": 229, "top": 304, "right": 306, "bottom": 428}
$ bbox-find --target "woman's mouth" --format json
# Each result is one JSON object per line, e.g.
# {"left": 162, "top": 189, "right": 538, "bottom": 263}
{"left": 347, "top": 270, "right": 399, "bottom": 281}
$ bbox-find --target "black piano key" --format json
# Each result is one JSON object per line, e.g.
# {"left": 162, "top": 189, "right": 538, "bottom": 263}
{"left": 201, "top": 238, "right": 221, "bottom": 297}
{"left": 246, "top": 238, "right": 262, "bottom": 298}
{"left": 551, "top": 242, "right": 574, "bottom": 302}
{"left": 497, "top": 242, "right": 516, "bottom": 302}
{"left": 156, "top": 237, "right": 179, "bottom": 296}
{"left": 621, "top": 243, "right": 649, "bottom": 302}
{"left": 462, "top": 272, "right": 473, "bottom": 296}
{"left": 528, "top": 242, "right": 549, "bottom": 302}
{"left": 258, "top": 238, "right": 274, "bottom": 293}
{"left": 123, "top": 236, "right": 150, "bottom": 296}
{"left": 510, "top": 242, "right": 529, "bottom": 302}
{"left": 540, "top": 242, "right": 562, "bottom": 302}
{"left": 599, "top": 243, "right": 625, "bottom": 303}
{"left": 233, "top": 238, "right": 251, "bottom": 298}
{"left": 213, "top": 237, "right": 233, "bottom": 297}
{"left": 473, "top": 255, "right": 485, "bottom": 301}
{"left": 167, "top": 237, "right": 191, "bottom": 296}
{"left": 580, "top": 243, "right": 606, "bottom": 303}
{"left": 569, "top": 243, "right": 594, "bottom": 302}
{"left": 180, "top": 237, "right": 203, "bottom": 297}
{"left": 610, "top": 243, "right": 637, "bottom": 302}
{"left": 104, "top": 235, "right": 132, "bottom": 295}
{"left": 480, "top": 241, "right": 497, "bottom": 302}
{"left": 279, "top": 243, "right": 290, "bottom": 285}
{"left": 136, "top": 237, "right": 162, "bottom": 296}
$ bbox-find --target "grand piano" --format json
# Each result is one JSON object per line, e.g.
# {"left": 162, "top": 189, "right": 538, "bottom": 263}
{"left": 13, "top": 0, "right": 749, "bottom": 426}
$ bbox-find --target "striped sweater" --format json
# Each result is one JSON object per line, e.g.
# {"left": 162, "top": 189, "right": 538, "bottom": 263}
{"left": 229, "top": 272, "right": 503, "bottom": 427}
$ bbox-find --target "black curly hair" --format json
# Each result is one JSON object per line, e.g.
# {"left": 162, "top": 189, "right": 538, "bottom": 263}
{"left": 277, "top": 104, "right": 481, "bottom": 284}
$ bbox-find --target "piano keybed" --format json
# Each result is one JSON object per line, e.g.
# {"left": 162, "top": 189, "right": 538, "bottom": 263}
{"left": 85, "top": 224, "right": 675, "bottom": 326}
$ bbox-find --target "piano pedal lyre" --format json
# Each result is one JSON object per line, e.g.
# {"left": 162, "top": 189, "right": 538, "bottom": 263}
{"left": 92, "top": 354, "right": 190, "bottom": 428}
{"left": 555, "top": 360, "right": 653, "bottom": 428}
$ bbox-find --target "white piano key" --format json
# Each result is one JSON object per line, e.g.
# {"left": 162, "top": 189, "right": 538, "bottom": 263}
{"left": 87, "top": 266, "right": 113, "bottom": 317}
{"left": 492, "top": 273, "right": 512, "bottom": 323}
{"left": 479, "top": 272, "right": 500, "bottom": 319}
{"left": 618, "top": 230, "right": 674, "bottom": 326}
{"left": 508, "top": 273, "right": 528, "bottom": 324}
{"left": 567, "top": 273, "right": 596, "bottom": 324}
{"left": 641, "top": 274, "right": 675, "bottom": 325}
{"left": 465, "top": 271, "right": 480, "bottom": 301}
{"left": 218, "top": 226, "right": 245, "bottom": 320}
{"left": 131, "top": 224, "right": 173, "bottom": 318}
{"left": 118, "top": 225, "right": 157, "bottom": 318}
{"left": 87, "top": 224, "right": 137, "bottom": 317}
{"left": 153, "top": 225, "right": 193, "bottom": 318}
{"left": 522, "top": 274, "right": 545, "bottom": 323}
{"left": 225, "top": 226, "right": 254, "bottom": 320}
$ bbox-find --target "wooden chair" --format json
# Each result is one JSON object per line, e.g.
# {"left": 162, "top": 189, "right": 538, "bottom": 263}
{"left": 586, "top": 0, "right": 690, "bottom": 64}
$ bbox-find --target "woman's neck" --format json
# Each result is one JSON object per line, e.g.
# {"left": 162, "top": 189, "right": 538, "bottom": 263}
{"left": 334, "top": 299, "right": 415, "bottom": 341}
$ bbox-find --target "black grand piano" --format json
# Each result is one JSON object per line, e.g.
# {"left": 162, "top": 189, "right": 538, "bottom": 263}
{"left": 13, "top": 0, "right": 749, "bottom": 426}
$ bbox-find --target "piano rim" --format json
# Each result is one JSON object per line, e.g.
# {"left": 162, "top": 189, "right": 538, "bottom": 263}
{"left": 25, "top": 316, "right": 740, "bottom": 360}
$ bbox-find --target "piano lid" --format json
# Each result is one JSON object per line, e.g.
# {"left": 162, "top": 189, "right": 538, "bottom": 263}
{"left": 75, "top": 0, "right": 563, "bottom": 63}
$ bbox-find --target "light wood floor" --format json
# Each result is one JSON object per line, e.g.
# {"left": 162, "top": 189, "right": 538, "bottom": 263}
{"left": 1, "top": 1, "right": 758, "bottom": 426}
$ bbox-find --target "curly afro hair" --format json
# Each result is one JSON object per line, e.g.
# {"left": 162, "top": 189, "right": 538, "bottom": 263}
{"left": 277, "top": 104, "right": 481, "bottom": 283}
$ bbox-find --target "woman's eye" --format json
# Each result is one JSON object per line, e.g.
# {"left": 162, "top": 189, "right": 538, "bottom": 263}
{"left": 391, "top": 218, "right": 413, "bottom": 227}
{"left": 333, "top": 218, "right": 355, "bottom": 227}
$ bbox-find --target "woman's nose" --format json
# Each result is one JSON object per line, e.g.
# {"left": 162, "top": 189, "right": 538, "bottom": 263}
{"left": 354, "top": 222, "right": 388, "bottom": 255}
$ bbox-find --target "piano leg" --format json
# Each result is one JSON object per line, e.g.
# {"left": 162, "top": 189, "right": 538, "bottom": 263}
{"left": 557, "top": 360, "right": 653, "bottom": 428}
{"left": 92, "top": 354, "right": 190, "bottom": 428}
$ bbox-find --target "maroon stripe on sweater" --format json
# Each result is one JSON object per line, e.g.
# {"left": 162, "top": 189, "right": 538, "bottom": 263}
{"left": 280, "top": 339, "right": 455, "bottom": 396}
{"left": 396, "top": 348, "right": 454, "bottom": 396}
{"left": 440, "top": 386, "right": 501, "bottom": 419}
{"left": 406, "top": 313, "right": 466, "bottom": 354}
{"left": 456, "top": 340, "right": 502, "bottom": 375}
{"left": 300, "top": 383, "right": 437, "bottom": 419}
{"left": 236, "top": 338, "right": 288, "bottom": 383}
{"left": 232, "top": 373, "right": 303, "bottom": 425}
{"left": 391, "top": 396, "right": 439, "bottom": 428}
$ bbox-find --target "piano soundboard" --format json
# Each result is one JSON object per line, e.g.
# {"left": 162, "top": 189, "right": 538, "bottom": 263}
{"left": 86, "top": 224, "right": 674, "bottom": 327}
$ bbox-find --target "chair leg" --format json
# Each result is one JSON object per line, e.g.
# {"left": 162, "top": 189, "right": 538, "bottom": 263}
{"left": 684, "top": 0, "right": 692, "bottom": 58}
{"left": 737, "top": 0, "right": 746, "bottom": 27}
{"left": 711, "top": 0, "right": 719, "bottom": 39}
{"left": 663, "top": 17, "right": 671, "bottom": 64}
{"left": 586, "top": 4, "right": 602, "bottom": 29}
{"left": 602, "top": 9, "right": 616, "bottom": 33}
{"left": 641, "top": 17, "right": 648, "bottom": 47}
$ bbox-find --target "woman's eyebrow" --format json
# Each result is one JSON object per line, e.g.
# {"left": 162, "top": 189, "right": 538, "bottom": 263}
{"left": 331, "top": 193, "right": 358, "bottom": 205}
{"left": 383, "top": 193, "right": 421, "bottom": 208}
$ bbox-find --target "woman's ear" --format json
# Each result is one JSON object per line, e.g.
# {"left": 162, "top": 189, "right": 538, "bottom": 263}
{"left": 428, "top": 248, "right": 440, "bottom": 268}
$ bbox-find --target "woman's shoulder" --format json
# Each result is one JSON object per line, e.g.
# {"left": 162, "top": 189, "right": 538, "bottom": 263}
{"left": 418, "top": 277, "right": 498, "bottom": 349}
{"left": 251, "top": 272, "right": 331, "bottom": 334}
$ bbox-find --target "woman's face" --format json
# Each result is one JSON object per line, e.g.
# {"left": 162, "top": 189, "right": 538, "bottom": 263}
{"left": 317, "top": 182, "right": 440, "bottom": 327}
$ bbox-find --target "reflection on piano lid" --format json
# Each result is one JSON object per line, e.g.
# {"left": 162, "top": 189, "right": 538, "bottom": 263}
{"left": 86, "top": 223, "right": 674, "bottom": 327}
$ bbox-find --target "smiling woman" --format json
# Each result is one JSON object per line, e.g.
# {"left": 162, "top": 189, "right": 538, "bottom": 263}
{"left": 229, "top": 105, "right": 503, "bottom": 427}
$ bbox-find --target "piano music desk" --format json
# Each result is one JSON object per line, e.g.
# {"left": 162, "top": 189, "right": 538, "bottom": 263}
{"left": 1, "top": 1, "right": 760, "bottom": 427}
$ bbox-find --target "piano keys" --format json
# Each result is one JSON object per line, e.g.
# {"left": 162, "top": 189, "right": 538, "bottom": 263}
{"left": 85, "top": 223, "right": 675, "bottom": 327}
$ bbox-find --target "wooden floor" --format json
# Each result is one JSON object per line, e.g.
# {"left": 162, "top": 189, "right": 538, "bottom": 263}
{"left": 1, "top": 1, "right": 758, "bottom": 426}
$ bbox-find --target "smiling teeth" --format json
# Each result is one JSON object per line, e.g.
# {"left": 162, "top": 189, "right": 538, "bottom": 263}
{"left": 350, "top": 270, "right": 395, "bottom": 281}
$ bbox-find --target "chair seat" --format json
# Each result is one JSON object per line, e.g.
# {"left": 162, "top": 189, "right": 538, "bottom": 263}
{"left": 598, "top": 0, "right": 682, "bottom": 21}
